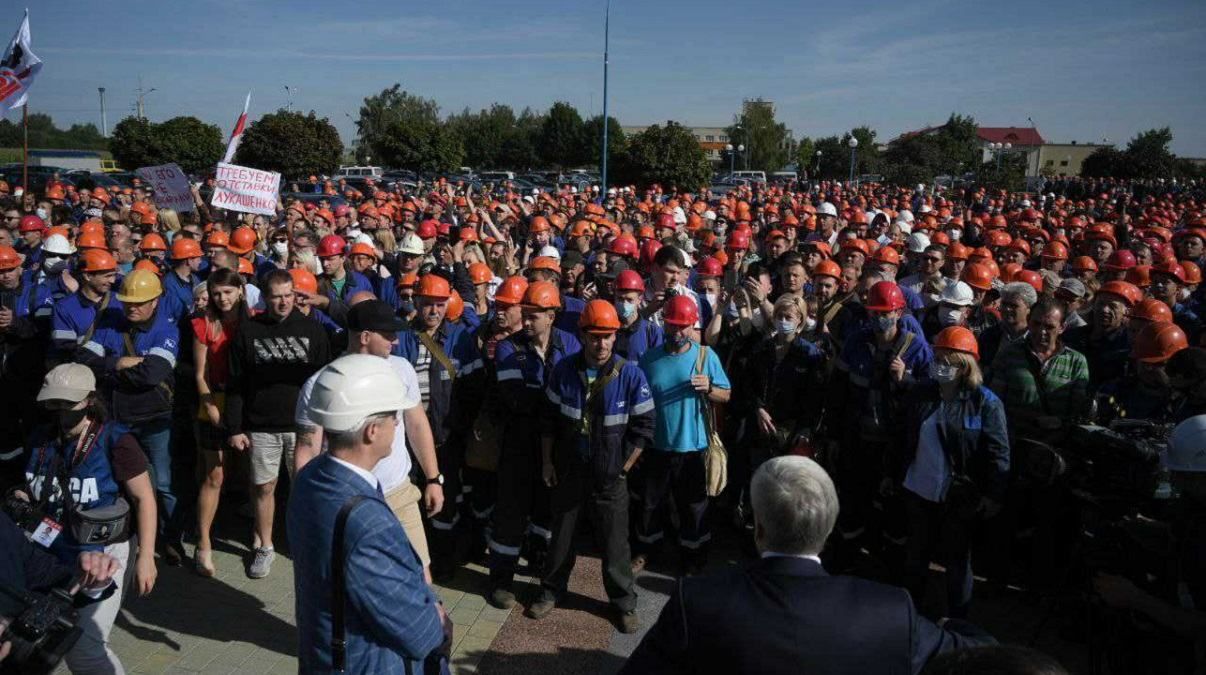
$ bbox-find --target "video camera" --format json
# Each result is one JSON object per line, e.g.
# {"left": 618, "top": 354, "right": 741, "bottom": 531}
{"left": 0, "top": 581, "right": 81, "bottom": 675}
{"left": 1060, "top": 420, "right": 1168, "bottom": 513}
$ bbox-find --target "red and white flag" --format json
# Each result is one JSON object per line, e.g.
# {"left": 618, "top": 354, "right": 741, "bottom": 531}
{"left": 0, "top": 10, "right": 42, "bottom": 110}
{"left": 221, "top": 91, "right": 251, "bottom": 163}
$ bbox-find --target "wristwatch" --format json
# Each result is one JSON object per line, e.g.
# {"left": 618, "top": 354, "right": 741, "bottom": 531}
{"left": 424, "top": 473, "right": 445, "bottom": 487}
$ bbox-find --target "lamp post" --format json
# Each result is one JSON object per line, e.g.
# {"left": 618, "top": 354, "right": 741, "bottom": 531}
{"left": 814, "top": 150, "right": 822, "bottom": 179}
{"left": 847, "top": 136, "right": 858, "bottom": 185}
{"left": 98, "top": 87, "right": 107, "bottom": 137}
{"left": 600, "top": 0, "right": 611, "bottom": 198}
{"left": 738, "top": 144, "right": 745, "bottom": 171}
{"left": 726, "top": 143, "right": 735, "bottom": 176}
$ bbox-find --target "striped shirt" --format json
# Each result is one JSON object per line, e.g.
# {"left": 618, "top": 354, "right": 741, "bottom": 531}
{"left": 414, "top": 343, "right": 432, "bottom": 409}
{"left": 987, "top": 341, "right": 1091, "bottom": 439}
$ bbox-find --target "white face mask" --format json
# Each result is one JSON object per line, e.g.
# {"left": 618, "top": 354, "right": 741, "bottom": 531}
{"left": 346, "top": 227, "right": 362, "bottom": 239}
{"left": 930, "top": 362, "right": 959, "bottom": 383}
{"left": 271, "top": 241, "right": 289, "bottom": 258}
{"left": 948, "top": 229, "right": 962, "bottom": 241}
{"left": 802, "top": 316, "right": 817, "bottom": 332}
{"left": 938, "top": 307, "right": 964, "bottom": 327}
{"left": 703, "top": 292, "right": 718, "bottom": 309}
{"left": 43, "top": 255, "right": 66, "bottom": 274}
{"left": 35, "top": 208, "right": 48, "bottom": 220}
{"left": 1178, "top": 287, "right": 1191, "bottom": 302}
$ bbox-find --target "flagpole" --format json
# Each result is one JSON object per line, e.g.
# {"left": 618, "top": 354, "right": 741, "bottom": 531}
{"left": 22, "top": 102, "right": 28, "bottom": 193}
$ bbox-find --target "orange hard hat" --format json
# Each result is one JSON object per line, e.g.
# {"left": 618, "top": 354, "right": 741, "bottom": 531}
{"left": 1014, "top": 269, "right": 1044, "bottom": 293}
{"left": 946, "top": 242, "right": 970, "bottom": 261}
{"left": 288, "top": 267, "right": 318, "bottom": 295}
{"left": 80, "top": 220, "right": 105, "bottom": 236}
{"left": 76, "top": 231, "right": 108, "bottom": 251}
{"left": 0, "top": 245, "right": 20, "bottom": 270}
{"left": 530, "top": 256, "right": 562, "bottom": 275}
{"left": 446, "top": 290, "right": 465, "bottom": 322}
{"left": 206, "top": 231, "right": 230, "bottom": 249}
{"left": 1041, "top": 241, "right": 1069, "bottom": 260}
{"left": 1124, "top": 265, "right": 1152, "bottom": 288}
{"left": 228, "top": 226, "right": 258, "bottom": 255}
{"left": 529, "top": 216, "right": 551, "bottom": 234}
{"left": 1097, "top": 280, "right": 1144, "bottom": 307}
{"left": 494, "top": 276, "right": 528, "bottom": 306}
{"left": 171, "top": 237, "right": 203, "bottom": 261}
{"left": 79, "top": 249, "right": 118, "bottom": 273}
{"left": 812, "top": 259, "right": 843, "bottom": 280}
{"left": 870, "top": 246, "right": 900, "bottom": 266}
{"left": 934, "top": 326, "right": 979, "bottom": 359}
{"left": 579, "top": 299, "right": 622, "bottom": 334}
{"left": 134, "top": 259, "right": 161, "bottom": 276}
{"left": 468, "top": 262, "right": 492, "bottom": 285}
{"left": 416, "top": 274, "right": 452, "bottom": 300}
{"left": 521, "top": 280, "right": 560, "bottom": 310}
{"left": 45, "top": 185, "right": 65, "bottom": 200}
{"left": 139, "top": 233, "right": 168, "bottom": 252}
{"left": 349, "top": 242, "right": 378, "bottom": 260}
{"left": 397, "top": 272, "right": 418, "bottom": 290}
{"left": 1071, "top": 256, "right": 1098, "bottom": 272}
{"left": 1132, "top": 298, "right": 1173, "bottom": 324}
{"left": 237, "top": 257, "right": 254, "bottom": 276}
{"left": 1131, "top": 321, "right": 1188, "bottom": 363}
{"left": 960, "top": 263, "right": 994, "bottom": 291}
{"left": 1180, "top": 260, "right": 1201, "bottom": 285}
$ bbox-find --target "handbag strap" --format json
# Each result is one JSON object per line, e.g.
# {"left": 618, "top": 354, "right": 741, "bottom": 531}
{"left": 694, "top": 345, "right": 717, "bottom": 437}
{"left": 80, "top": 292, "right": 111, "bottom": 346}
{"left": 331, "top": 494, "right": 369, "bottom": 673}
{"left": 417, "top": 329, "right": 457, "bottom": 384}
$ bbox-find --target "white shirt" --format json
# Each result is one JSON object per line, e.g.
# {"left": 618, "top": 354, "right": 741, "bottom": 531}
{"left": 330, "top": 455, "right": 379, "bottom": 491}
{"left": 760, "top": 551, "right": 823, "bottom": 565}
{"left": 296, "top": 355, "right": 421, "bottom": 494}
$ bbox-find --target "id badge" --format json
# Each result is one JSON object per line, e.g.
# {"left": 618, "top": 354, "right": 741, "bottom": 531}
{"left": 31, "top": 517, "right": 62, "bottom": 548}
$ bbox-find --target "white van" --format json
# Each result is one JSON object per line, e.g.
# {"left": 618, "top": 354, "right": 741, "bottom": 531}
{"left": 478, "top": 171, "right": 516, "bottom": 182}
{"left": 336, "top": 165, "right": 383, "bottom": 178}
{"left": 731, "top": 170, "right": 767, "bottom": 182}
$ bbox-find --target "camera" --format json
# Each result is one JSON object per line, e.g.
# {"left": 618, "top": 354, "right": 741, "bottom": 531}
{"left": 2, "top": 489, "right": 43, "bottom": 532}
{"left": 0, "top": 582, "right": 81, "bottom": 675}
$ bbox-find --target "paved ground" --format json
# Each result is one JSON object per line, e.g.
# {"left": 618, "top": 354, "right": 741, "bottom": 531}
{"left": 90, "top": 504, "right": 1090, "bottom": 675}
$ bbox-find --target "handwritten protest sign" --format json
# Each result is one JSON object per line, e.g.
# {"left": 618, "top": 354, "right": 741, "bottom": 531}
{"left": 136, "top": 163, "right": 195, "bottom": 213}
{"left": 211, "top": 162, "right": 280, "bottom": 216}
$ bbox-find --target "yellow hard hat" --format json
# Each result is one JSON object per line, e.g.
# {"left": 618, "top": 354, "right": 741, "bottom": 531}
{"left": 116, "top": 269, "right": 164, "bottom": 304}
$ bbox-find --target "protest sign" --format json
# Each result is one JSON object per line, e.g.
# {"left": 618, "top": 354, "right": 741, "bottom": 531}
{"left": 136, "top": 163, "right": 195, "bottom": 213}
{"left": 211, "top": 162, "right": 280, "bottom": 216}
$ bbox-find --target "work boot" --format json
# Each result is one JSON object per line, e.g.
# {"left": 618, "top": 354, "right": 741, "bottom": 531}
{"left": 488, "top": 587, "right": 516, "bottom": 610}
{"left": 617, "top": 609, "right": 640, "bottom": 634}
{"left": 524, "top": 593, "right": 556, "bottom": 620}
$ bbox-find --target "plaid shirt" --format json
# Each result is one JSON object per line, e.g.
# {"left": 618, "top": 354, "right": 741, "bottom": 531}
{"left": 987, "top": 340, "right": 1091, "bottom": 439}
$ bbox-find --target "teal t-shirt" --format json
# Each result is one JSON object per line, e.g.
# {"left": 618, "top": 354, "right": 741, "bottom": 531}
{"left": 639, "top": 342, "right": 730, "bottom": 452}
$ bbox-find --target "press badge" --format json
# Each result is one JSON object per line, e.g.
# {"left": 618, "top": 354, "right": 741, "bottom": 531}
{"left": 31, "top": 517, "right": 63, "bottom": 547}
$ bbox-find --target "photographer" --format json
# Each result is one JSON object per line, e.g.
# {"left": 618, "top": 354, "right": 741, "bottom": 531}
{"left": 0, "top": 512, "right": 123, "bottom": 675}
{"left": 13, "top": 364, "right": 157, "bottom": 674}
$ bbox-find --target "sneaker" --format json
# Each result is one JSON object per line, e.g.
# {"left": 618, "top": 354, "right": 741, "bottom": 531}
{"left": 617, "top": 609, "right": 640, "bottom": 634}
{"left": 248, "top": 547, "right": 275, "bottom": 579}
{"left": 488, "top": 587, "right": 516, "bottom": 610}
{"left": 524, "top": 595, "right": 556, "bottom": 620}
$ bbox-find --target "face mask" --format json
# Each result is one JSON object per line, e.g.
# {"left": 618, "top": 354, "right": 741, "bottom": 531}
{"left": 1179, "top": 287, "right": 1191, "bottom": 302}
{"left": 703, "top": 292, "right": 718, "bottom": 309}
{"left": 43, "top": 255, "right": 66, "bottom": 274}
{"left": 346, "top": 228, "right": 362, "bottom": 239}
{"left": 948, "top": 229, "right": 962, "bottom": 241}
{"left": 311, "top": 256, "right": 323, "bottom": 275}
{"left": 802, "top": 316, "right": 818, "bottom": 332}
{"left": 83, "top": 207, "right": 102, "bottom": 219}
{"left": 929, "top": 362, "right": 959, "bottom": 383}
{"left": 874, "top": 315, "right": 896, "bottom": 333}
{"left": 938, "top": 307, "right": 964, "bottom": 327}
{"left": 665, "top": 331, "right": 688, "bottom": 350}
{"left": 56, "top": 407, "right": 88, "bottom": 435}
{"left": 616, "top": 300, "right": 637, "bottom": 320}
{"left": 117, "top": 261, "right": 134, "bottom": 275}
{"left": 35, "top": 208, "right": 48, "bottom": 220}
{"left": 776, "top": 319, "right": 798, "bottom": 335}
{"left": 271, "top": 242, "right": 289, "bottom": 258}
{"left": 399, "top": 299, "right": 416, "bottom": 315}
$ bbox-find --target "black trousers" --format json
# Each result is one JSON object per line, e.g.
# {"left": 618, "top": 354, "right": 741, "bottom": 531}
{"left": 541, "top": 466, "right": 636, "bottom": 611}
{"left": 426, "top": 443, "right": 463, "bottom": 571}
{"left": 634, "top": 449, "right": 710, "bottom": 565}
{"left": 903, "top": 493, "right": 975, "bottom": 618}
{"left": 488, "top": 423, "right": 550, "bottom": 586}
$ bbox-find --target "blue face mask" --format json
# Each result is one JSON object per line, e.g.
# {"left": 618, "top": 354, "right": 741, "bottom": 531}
{"left": 665, "top": 331, "right": 688, "bottom": 350}
{"left": 616, "top": 300, "right": 637, "bottom": 320}
{"left": 117, "top": 261, "right": 134, "bottom": 276}
{"left": 399, "top": 299, "right": 416, "bottom": 315}
{"left": 873, "top": 315, "right": 896, "bottom": 333}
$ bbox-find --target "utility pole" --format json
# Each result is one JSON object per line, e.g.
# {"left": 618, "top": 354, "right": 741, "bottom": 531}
{"left": 135, "top": 76, "right": 156, "bottom": 120}
{"left": 600, "top": 0, "right": 611, "bottom": 196}
{"left": 98, "top": 87, "right": 107, "bottom": 136}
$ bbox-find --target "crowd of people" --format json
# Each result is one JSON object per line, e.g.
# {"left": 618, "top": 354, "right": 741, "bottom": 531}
{"left": 0, "top": 172, "right": 1205, "bottom": 673}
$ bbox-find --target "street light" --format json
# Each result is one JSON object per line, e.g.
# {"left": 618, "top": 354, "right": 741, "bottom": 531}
{"left": 726, "top": 143, "right": 735, "bottom": 176}
{"left": 814, "top": 150, "right": 822, "bottom": 178}
{"left": 847, "top": 136, "right": 858, "bottom": 184}
{"left": 738, "top": 144, "right": 746, "bottom": 171}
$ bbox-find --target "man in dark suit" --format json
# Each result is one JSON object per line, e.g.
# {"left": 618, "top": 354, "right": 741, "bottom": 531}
{"left": 621, "top": 456, "right": 994, "bottom": 675}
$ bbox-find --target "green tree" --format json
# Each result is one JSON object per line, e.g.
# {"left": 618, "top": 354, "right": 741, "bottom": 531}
{"left": 811, "top": 136, "right": 847, "bottom": 179}
{"left": 613, "top": 121, "right": 712, "bottom": 190}
{"left": 881, "top": 113, "right": 980, "bottom": 185}
{"left": 582, "top": 115, "right": 625, "bottom": 171}
{"left": 153, "top": 117, "right": 223, "bottom": 174}
{"left": 499, "top": 107, "right": 544, "bottom": 170}
{"left": 447, "top": 104, "right": 517, "bottom": 169}
{"left": 236, "top": 110, "right": 343, "bottom": 178}
{"left": 1125, "top": 127, "right": 1176, "bottom": 178}
{"left": 794, "top": 137, "right": 816, "bottom": 176}
{"left": 977, "top": 153, "right": 1027, "bottom": 192}
{"left": 109, "top": 117, "right": 167, "bottom": 170}
{"left": 844, "top": 126, "right": 880, "bottom": 176}
{"left": 725, "top": 99, "right": 789, "bottom": 172}
{"left": 539, "top": 102, "right": 587, "bottom": 169}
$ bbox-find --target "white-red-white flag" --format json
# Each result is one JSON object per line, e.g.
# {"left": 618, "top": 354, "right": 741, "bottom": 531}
{"left": 0, "top": 10, "right": 42, "bottom": 110}
{"left": 221, "top": 91, "right": 251, "bottom": 163}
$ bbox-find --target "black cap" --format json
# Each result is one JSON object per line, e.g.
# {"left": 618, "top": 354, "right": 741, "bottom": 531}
{"left": 348, "top": 299, "right": 407, "bottom": 333}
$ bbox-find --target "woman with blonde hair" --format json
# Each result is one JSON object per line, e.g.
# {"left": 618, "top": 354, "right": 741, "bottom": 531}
{"left": 158, "top": 208, "right": 181, "bottom": 234}
{"left": 901, "top": 326, "right": 1010, "bottom": 618}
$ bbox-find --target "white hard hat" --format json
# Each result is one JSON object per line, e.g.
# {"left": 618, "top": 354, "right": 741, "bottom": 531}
{"left": 1167, "top": 415, "right": 1206, "bottom": 473}
{"left": 1020, "top": 199, "right": 1032, "bottom": 208}
{"left": 538, "top": 245, "right": 561, "bottom": 260}
{"left": 894, "top": 219, "right": 913, "bottom": 235}
{"left": 353, "top": 233, "right": 375, "bottom": 247}
{"left": 42, "top": 233, "right": 76, "bottom": 256}
{"left": 898, "top": 209, "right": 915, "bottom": 223}
{"left": 398, "top": 232, "right": 424, "bottom": 256}
{"left": 918, "top": 204, "right": 933, "bottom": 215}
{"left": 306, "top": 354, "right": 409, "bottom": 433}
{"left": 703, "top": 210, "right": 717, "bottom": 221}
{"left": 916, "top": 183, "right": 926, "bottom": 192}
{"left": 940, "top": 281, "right": 975, "bottom": 307}
{"left": 907, "top": 232, "right": 931, "bottom": 253}
{"left": 817, "top": 202, "right": 838, "bottom": 218}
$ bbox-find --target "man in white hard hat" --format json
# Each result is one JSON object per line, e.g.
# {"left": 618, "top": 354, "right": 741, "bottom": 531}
{"left": 288, "top": 354, "right": 451, "bottom": 674}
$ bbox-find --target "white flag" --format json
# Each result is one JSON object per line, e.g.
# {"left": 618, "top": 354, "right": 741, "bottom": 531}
{"left": 221, "top": 91, "right": 251, "bottom": 164}
{"left": 0, "top": 10, "right": 41, "bottom": 110}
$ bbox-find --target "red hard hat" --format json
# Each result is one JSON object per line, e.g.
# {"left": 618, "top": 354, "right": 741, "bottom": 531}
{"left": 1041, "top": 241, "right": 1069, "bottom": 260}
{"left": 1151, "top": 259, "right": 1186, "bottom": 283}
{"left": 864, "top": 281, "right": 906, "bottom": 312}
{"left": 614, "top": 269, "right": 646, "bottom": 293}
{"left": 608, "top": 236, "right": 638, "bottom": 259}
{"left": 1131, "top": 321, "right": 1188, "bottom": 363}
{"left": 696, "top": 257, "right": 723, "bottom": 278}
{"left": 417, "top": 220, "right": 438, "bottom": 239}
{"left": 1103, "top": 250, "right": 1137, "bottom": 272}
{"left": 18, "top": 215, "right": 44, "bottom": 233}
{"left": 726, "top": 230, "right": 751, "bottom": 251}
{"left": 1071, "top": 256, "right": 1098, "bottom": 272}
{"left": 579, "top": 299, "right": 622, "bottom": 334}
{"left": 494, "top": 276, "right": 528, "bottom": 306}
{"left": 1180, "top": 260, "right": 1202, "bottom": 285}
{"left": 1132, "top": 298, "right": 1173, "bottom": 324}
{"left": 656, "top": 213, "right": 676, "bottom": 231}
{"left": 640, "top": 239, "right": 663, "bottom": 267}
{"left": 1098, "top": 280, "right": 1143, "bottom": 307}
{"left": 1014, "top": 269, "right": 1044, "bottom": 293}
{"left": 1124, "top": 265, "right": 1152, "bottom": 288}
{"left": 663, "top": 294, "right": 699, "bottom": 327}
{"left": 934, "top": 326, "right": 979, "bottom": 359}
{"left": 317, "top": 235, "right": 346, "bottom": 258}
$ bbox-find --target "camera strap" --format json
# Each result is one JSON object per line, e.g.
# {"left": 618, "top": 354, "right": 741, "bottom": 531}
{"left": 331, "top": 494, "right": 369, "bottom": 673}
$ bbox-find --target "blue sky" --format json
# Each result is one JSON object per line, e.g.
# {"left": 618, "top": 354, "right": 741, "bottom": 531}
{"left": 14, "top": 0, "right": 1206, "bottom": 155}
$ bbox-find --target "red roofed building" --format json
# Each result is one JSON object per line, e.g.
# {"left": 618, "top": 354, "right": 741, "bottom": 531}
{"left": 976, "top": 127, "right": 1046, "bottom": 146}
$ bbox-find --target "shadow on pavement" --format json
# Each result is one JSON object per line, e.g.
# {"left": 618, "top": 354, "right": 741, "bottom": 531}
{"left": 475, "top": 645, "right": 629, "bottom": 675}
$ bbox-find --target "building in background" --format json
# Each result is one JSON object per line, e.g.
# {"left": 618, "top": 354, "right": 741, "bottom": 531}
{"left": 621, "top": 125, "right": 732, "bottom": 162}
{"left": 1035, "top": 141, "right": 1113, "bottom": 178}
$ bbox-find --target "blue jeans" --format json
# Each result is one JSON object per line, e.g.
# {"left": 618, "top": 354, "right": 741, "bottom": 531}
{"left": 130, "top": 415, "right": 177, "bottom": 540}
